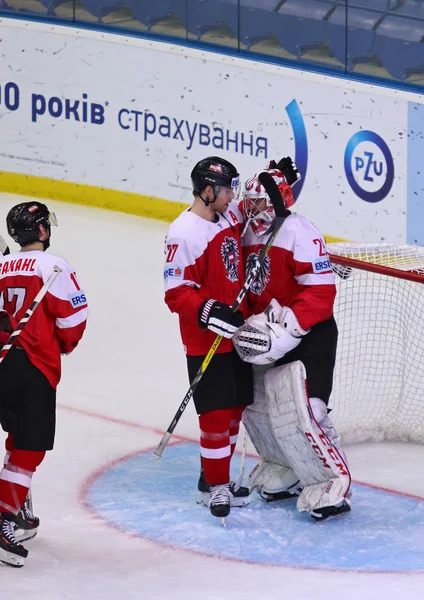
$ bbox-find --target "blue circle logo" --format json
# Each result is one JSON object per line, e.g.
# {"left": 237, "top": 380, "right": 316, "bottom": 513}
{"left": 344, "top": 131, "right": 394, "bottom": 203}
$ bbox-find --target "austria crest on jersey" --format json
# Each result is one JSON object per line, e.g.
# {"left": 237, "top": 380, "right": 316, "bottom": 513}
{"left": 221, "top": 236, "right": 240, "bottom": 282}
{"left": 246, "top": 252, "right": 271, "bottom": 295}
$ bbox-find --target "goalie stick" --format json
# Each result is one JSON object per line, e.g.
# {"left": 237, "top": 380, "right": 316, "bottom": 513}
{"left": 154, "top": 172, "right": 291, "bottom": 458}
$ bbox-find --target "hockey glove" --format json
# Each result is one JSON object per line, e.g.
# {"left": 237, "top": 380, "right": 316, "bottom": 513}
{"left": 198, "top": 299, "right": 244, "bottom": 339}
{"left": 276, "top": 157, "right": 301, "bottom": 187}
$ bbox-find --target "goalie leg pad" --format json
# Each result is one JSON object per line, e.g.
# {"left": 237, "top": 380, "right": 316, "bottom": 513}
{"left": 263, "top": 361, "right": 351, "bottom": 513}
{"left": 248, "top": 460, "right": 302, "bottom": 499}
{"left": 243, "top": 365, "right": 300, "bottom": 497}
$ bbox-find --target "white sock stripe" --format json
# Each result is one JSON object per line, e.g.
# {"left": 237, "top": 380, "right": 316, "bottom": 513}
{"left": 200, "top": 445, "right": 231, "bottom": 459}
{"left": 200, "top": 429, "right": 229, "bottom": 441}
{"left": 230, "top": 434, "right": 238, "bottom": 445}
{"left": 0, "top": 468, "right": 32, "bottom": 488}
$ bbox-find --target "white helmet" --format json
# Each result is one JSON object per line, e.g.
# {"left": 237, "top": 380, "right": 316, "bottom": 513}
{"left": 241, "top": 169, "right": 295, "bottom": 236}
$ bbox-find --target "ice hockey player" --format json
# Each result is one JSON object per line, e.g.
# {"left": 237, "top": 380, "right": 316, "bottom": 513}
{"left": 164, "top": 156, "right": 253, "bottom": 521}
{"left": 0, "top": 202, "right": 88, "bottom": 567}
{"left": 233, "top": 159, "right": 351, "bottom": 520}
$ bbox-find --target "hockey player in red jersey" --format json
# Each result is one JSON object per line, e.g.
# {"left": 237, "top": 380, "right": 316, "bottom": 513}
{"left": 164, "top": 156, "right": 253, "bottom": 520}
{"left": 233, "top": 159, "right": 351, "bottom": 520}
{"left": 0, "top": 202, "right": 88, "bottom": 567}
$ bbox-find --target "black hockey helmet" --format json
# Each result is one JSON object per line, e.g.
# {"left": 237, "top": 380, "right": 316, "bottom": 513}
{"left": 6, "top": 201, "right": 57, "bottom": 247}
{"left": 191, "top": 156, "right": 240, "bottom": 196}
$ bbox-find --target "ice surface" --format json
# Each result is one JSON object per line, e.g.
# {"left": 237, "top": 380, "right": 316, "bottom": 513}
{"left": 1, "top": 194, "right": 424, "bottom": 599}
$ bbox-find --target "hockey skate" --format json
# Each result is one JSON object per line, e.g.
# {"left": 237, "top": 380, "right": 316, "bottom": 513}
{"left": 310, "top": 500, "right": 351, "bottom": 521}
{"left": 258, "top": 483, "right": 303, "bottom": 503}
{"left": 0, "top": 513, "right": 28, "bottom": 568}
{"left": 12, "top": 498, "right": 40, "bottom": 543}
{"left": 197, "top": 470, "right": 250, "bottom": 508}
{"left": 209, "top": 483, "right": 231, "bottom": 522}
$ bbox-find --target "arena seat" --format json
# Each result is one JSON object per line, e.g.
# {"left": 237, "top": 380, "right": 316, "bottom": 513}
{"left": 374, "top": 15, "right": 424, "bottom": 80}
{"left": 38, "top": 0, "right": 68, "bottom": 15}
{"left": 82, "top": 0, "right": 131, "bottom": 21}
{"left": 273, "top": 0, "right": 335, "bottom": 57}
{"left": 325, "top": 6, "right": 382, "bottom": 69}
{"left": 392, "top": 0, "right": 424, "bottom": 20}
{"left": 185, "top": 0, "right": 239, "bottom": 39}
{"left": 130, "top": 0, "right": 189, "bottom": 30}
{"left": 239, "top": 0, "right": 280, "bottom": 49}
{"left": 348, "top": 0, "right": 399, "bottom": 9}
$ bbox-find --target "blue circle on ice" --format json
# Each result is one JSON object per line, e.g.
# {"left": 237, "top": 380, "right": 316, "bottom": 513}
{"left": 85, "top": 442, "right": 424, "bottom": 572}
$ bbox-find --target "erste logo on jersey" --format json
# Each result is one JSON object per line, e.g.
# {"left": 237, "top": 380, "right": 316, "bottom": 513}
{"left": 246, "top": 252, "right": 270, "bottom": 295}
{"left": 69, "top": 271, "right": 87, "bottom": 308}
{"left": 164, "top": 264, "right": 184, "bottom": 280}
{"left": 221, "top": 236, "right": 240, "bottom": 283}
{"left": 312, "top": 257, "right": 331, "bottom": 273}
{"left": 69, "top": 290, "right": 87, "bottom": 308}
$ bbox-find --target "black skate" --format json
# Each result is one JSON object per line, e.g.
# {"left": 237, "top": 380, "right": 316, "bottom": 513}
{"left": 12, "top": 498, "right": 40, "bottom": 543}
{"left": 310, "top": 500, "right": 351, "bottom": 521}
{"left": 198, "top": 470, "right": 250, "bottom": 507}
{"left": 0, "top": 513, "right": 29, "bottom": 568}
{"left": 259, "top": 479, "right": 303, "bottom": 503}
{"left": 209, "top": 484, "right": 231, "bottom": 520}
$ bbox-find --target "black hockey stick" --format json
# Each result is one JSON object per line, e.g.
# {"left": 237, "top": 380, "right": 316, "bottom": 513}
{"left": 154, "top": 172, "right": 290, "bottom": 458}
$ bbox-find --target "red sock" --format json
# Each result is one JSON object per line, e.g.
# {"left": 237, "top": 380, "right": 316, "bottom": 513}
{"left": 199, "top": 409, "right": 234, "bottom": 486}
{"left": 0, "top": 449, "right": 45, "bottom": 514}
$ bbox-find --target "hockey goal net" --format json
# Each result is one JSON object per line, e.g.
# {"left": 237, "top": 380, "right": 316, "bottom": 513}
{"left": 327, "top": 242, "right": 424, "bottom": 445}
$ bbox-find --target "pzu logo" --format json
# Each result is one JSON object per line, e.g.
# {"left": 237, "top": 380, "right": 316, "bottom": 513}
{"left": 355, "top": 152, "right": 383, "bottom": 182}
{"left": 344, "top": 131, "right": 394, "bottom": 203}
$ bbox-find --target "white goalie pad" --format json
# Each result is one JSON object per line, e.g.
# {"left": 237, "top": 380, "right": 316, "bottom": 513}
{"left": 248, "top": 460, "right": 301, "bottom": 496}
{"left": 243, "top": 365, "right": 300, "bottom": 495}
{"left": 246, "top": 361, "right": 351, "bottom": 512}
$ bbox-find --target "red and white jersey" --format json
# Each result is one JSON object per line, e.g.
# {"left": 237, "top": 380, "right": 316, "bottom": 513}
{"left": 164, "top": 201, "right": 246, "bottom": 355}
{"left": 0, "top": 250, "right": 88, "bottom": 389}
{"left": 242, "top": 213, "right": 336, "bottom": 330}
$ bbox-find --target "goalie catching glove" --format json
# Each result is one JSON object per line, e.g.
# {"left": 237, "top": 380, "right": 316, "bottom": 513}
{"left": 233, "top": 299, "right": 309, "bottom": 364}
{"left": 198, "top": 299, "right": 244, "bottom": 339}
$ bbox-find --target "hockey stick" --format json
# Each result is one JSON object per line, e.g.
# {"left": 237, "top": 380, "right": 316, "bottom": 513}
{"left": 233, "top": 422, "right": 248, "bottom": 492}
{"left": 0, "top": 265, "right": 62, "bottom": 365}
{"left": 154, "top": 172, "right": 290, "bottom": 458}
{"left": 0, "top": 234, "right": 10, "bottom": 256}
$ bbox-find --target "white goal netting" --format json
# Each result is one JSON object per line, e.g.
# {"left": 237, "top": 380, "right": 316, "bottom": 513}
{"left": 328, "top": 242, "right": 424, "bottom": 445}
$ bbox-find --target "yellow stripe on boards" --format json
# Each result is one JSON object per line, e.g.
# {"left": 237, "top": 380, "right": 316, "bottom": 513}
{"left": 0, "top": 171, "right": 347, "bottom": 243}
{"left": 0, "top": 171, "right": 188, "bottom": 223}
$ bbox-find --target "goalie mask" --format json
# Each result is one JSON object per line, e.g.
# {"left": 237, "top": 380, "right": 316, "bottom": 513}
{"left": 241, "top": 169, "right": 295, "bottom": 236}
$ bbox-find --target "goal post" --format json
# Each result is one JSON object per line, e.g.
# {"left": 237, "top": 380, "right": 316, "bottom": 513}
{"left": 328, "top": 242, "right": 424, "bottom": 445}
